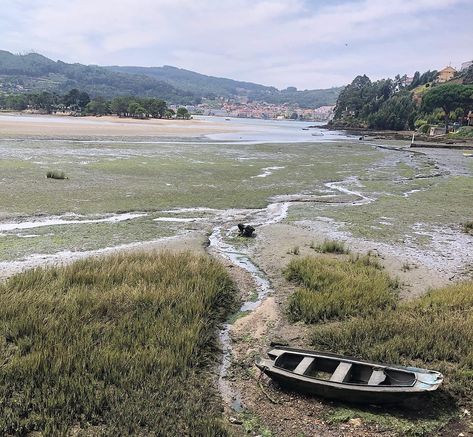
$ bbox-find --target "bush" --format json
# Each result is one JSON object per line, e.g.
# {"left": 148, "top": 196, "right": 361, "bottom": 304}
{"left": 451, "top": 126, "right": 473, "bottom": 139}
{"left": 285, "top": 256, "right": 398, "bottom": 323}
{"left": 46, "top": 170, "right": 67, "bottom": 179}
{"left": 313, "top": 239, "right": 349, "bottom": 254}
{"left": 418, "top": 123, "right": 431, "bottom": 134}
{"left": 0, "top": 251, "right": 236, "bottom": 435}
{"left": 463, "top": 221, "right": 473, "bottom": 233}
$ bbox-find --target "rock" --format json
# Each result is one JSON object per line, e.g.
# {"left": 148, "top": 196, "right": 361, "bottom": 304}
{"left": 238, "top": 223, "right": 255, "bottom": 237}
{"left": 228, "top": 417, "right": 243, "bottom": 425}
{"left": 348, "top": 418, "right": 362, "bottom": 427}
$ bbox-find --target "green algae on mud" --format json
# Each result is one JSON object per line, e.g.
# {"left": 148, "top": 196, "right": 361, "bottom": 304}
{"left": 0, "top": 217, "right": 174, "bottom": 261}
{"left": 0, "top": 140, "right": 380, "bottom": 216}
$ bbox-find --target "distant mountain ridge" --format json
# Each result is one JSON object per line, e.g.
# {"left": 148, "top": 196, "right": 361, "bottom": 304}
{"left": 0, "top": 50, "right": 342, "bottom": 107}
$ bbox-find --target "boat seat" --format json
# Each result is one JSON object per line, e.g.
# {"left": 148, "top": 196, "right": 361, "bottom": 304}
{"left": 368, "top": 369, "right": 387, "bottom": 385}
{"left": 330, "top": 362, "right": 352, "bottom": 382}
{"left": 293, "top": 357, "right": 314, "bottom": 375}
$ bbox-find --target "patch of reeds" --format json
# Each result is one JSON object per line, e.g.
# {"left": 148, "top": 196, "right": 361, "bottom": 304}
{"left": 285, "top": 256, "right": 398, "bottom": 323}
{"left": 46, "top": 170, "right": 67, "bottom": 179}
{"left": 0, "top": 251, "right": 237, "bottom": 435}
{"left": 310, "top": 282, "right": 473, "bottom": 403}
{"left": 313, "top": 239, "right": 349, "bottom": 254}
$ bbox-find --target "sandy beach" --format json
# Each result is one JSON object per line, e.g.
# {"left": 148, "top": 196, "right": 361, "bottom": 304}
{"left": 0, "top": 112, "right": 236, "bottom": 137}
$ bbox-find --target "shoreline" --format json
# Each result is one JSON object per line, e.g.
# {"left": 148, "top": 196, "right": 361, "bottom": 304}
{"left": 320, "top": 123, "right": 473, "bottom": 146}
{"left": 0, "top": 111, "right": 237, "bottom": 138}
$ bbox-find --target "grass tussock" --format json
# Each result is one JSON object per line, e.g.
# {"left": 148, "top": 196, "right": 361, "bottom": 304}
{"left": 313, "top": 239, "right": 349, "bottom": 254}
{"left": 285, "top": 256, "right": 398, "bottom": 323}
{"left": 46, "top": 170, "right": 67, "bottom": 179}
{"left": 0, "top": 251, "right": 237, "bottom": 436}
{"left": 310, "top": 282, "right": 473, "bottom": 403}
{"left": 463, "top": 221, "right": 473, "bottom": 234}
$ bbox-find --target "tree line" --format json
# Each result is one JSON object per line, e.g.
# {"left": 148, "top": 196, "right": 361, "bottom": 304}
{"left": 0, "top": 88, "right": 191, "bottom": 119}
{"left": 331, "top": 68, "right": 473, "bottom": 131}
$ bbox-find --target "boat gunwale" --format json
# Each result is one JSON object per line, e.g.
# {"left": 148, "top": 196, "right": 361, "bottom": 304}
{"left": 269, "top": 345, "right": 441, "bottom": 375}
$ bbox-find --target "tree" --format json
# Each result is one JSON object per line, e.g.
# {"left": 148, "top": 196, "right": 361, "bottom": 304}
{"left": 86, "top": 97, "right": 110, "bottom": 116}
{"left": 128, "top": 102, "right": 147, "bottom": 118}
{"left": 164, "top": 109, "right": 175, "bottom": 119}
{"left": 422, "top": 84, "right": 473, "bottom": 132}
{"left": 176, "top": 107, "right": 190, "bottom": 119}
{"left": 110, "top": 96, "right": 132, "bottom": 117}
{"left": 142, "top": 98, "right": 167, "bottom": 118}
{"left": 368, "top": 94, "right": 415, "bottom": 130}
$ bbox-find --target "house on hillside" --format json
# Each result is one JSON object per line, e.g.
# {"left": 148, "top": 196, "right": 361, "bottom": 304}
{"left": 461, "top": 60, "right": 473, "bottom": 71}
{"left": 437, "top": 66, "right": 457, "bottom": 83}
{"left": 468, "top": 111, "right": 473, "bottom": 126}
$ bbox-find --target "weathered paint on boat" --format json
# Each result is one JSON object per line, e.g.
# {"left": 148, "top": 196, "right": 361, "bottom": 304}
{"left": 255, "top": 346, "right": 443, "bottom": 404}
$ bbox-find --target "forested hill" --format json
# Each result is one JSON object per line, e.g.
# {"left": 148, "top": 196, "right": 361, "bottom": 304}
{"left": 106, "top": 65, "right": 342, "bottom": 107}
{"left": 330, "top": 67, "right": 473, "bottom": 131}
{"left": 0, "top": 50, "right": 195, "bottom": 104}
{"left": 0, "top": 50, "right": 341, "bottom": 107}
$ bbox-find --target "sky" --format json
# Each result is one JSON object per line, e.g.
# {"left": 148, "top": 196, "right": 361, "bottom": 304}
{"left": 1, "top": 0, "right": 472, "bottom": 89}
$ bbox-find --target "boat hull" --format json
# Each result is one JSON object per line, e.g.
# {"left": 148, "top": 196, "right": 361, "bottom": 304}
{"left": 256, "top": 347, "right": 443, "bottom": 405}
{"left": 258, "top": 363, "right": 431, "bottom": 405}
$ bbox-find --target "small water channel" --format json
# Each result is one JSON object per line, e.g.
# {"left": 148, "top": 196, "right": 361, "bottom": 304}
{"left": 206, "top": 180, "right": 372, "bottom": 412}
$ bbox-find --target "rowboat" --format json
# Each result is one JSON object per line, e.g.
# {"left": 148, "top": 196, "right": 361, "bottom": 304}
{"left": 255, "top": 346, "right": 443, "bottom": 404}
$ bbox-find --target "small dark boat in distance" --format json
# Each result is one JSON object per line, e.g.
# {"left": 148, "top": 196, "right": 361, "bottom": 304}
{"left": 256, "top": 346, "right": 443, "bottom": 404}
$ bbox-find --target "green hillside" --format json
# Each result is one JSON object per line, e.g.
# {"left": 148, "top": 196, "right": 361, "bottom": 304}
{"left": 0, "top": 50, "right": 341, "bottom": 107}
{"left": 0, "top": 50, "right": 197, "bottom": 104}
{"left": 108, "top": 64, "right": 342, "bottom": 107}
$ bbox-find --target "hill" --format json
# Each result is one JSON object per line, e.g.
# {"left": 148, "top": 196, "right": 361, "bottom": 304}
{"left": 0, "top": 50, "right": 197, "bottom": 104}
{"left": 107, "top": 65, "right": 342, "bottom": 107}
{"left": 0, "top": 50, "right": 341, "bottom": 107}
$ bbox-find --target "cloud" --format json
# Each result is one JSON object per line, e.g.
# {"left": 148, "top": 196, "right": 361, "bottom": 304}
{"left": 1, "top": 0, "right": 472, "bottom": 88}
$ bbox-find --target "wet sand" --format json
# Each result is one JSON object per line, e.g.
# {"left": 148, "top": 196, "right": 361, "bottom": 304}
{"left": 0, "top": 113, "right": 235, "bottom": 138}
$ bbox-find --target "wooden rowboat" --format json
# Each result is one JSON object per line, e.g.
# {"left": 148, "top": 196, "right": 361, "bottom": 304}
{"left": 255, "top": 346, "right": 443, "bottom": 404}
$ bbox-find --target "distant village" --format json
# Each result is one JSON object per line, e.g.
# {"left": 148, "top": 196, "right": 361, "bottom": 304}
{"left": 182, "top": 98, "right": 335, "bottom": 122}
{"left": 181, "top": 60, "right": 473, "bottom": 122}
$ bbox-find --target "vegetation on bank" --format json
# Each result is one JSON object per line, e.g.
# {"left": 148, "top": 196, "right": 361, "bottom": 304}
{"left": 312, "top": 239, "right": 349, "bottom": 254}
{"left": 285, "top": 256, "right": 398, "bottom": 323}
{"left": 0, "top": 252, "right": 237, "bottom": 436}
{"left": 0, "top": 88, "right": 191, "bottom": 119}
{"left": 330, "top": 67, "right": 473, "bottom": 131}
{"left": 285, "top": 255, "right": 473, "bottom": 407}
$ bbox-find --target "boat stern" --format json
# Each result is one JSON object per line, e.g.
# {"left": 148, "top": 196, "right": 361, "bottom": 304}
{"left": 255, "top": 357, "right": 273, "bottom": 373}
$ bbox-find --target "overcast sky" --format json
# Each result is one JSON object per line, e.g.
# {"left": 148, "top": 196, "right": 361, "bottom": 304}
{"left": 1, "top": 0, "right": 472, "bottom": 89}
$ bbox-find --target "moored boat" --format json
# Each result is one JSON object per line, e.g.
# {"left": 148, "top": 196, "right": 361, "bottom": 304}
{"left": 255, "top": 346, "right": 443, "bottom": 404}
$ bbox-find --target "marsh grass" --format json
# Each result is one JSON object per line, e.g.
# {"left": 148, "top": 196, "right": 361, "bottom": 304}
{"left": 0, "top": 251, "right": 237, "bottom": 436}
{"left": 313, "top": 239, "right": 349, "bottom": 254}
{"left": 286, "top": 256, "right": 473, "bottom": 431}
{"left": 310, "top": 282, "right": 473, "bottom": 403}
{"left": 46, "top": 170, "right": 67, "bottom": 179}
{"left": 285, "top": 256, "right": 398, "bottom": 323}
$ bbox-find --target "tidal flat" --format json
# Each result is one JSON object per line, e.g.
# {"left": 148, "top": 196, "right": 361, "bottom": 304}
{"left": 1, "top": 115, "right": 472, "bottom": 436}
